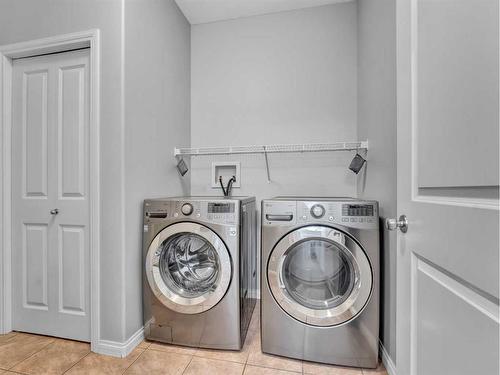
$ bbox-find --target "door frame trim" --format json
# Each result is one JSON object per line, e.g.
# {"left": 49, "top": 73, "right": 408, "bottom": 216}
{"left": 0, "top": 29, "right": 101, "bottom": 349}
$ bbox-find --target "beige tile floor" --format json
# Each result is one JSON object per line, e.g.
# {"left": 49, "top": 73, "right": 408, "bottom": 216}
{"left": 0, "top": 305, "right": 388, "bottom": 375}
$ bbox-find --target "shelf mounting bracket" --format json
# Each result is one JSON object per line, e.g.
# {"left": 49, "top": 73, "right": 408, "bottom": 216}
{"left": 263, "top": 146, "right": 271, "bottom": 183}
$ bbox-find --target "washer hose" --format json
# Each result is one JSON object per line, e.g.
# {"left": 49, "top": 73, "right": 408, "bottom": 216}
{"left": 225, "top": 176, "right": 236, "bottom": 197}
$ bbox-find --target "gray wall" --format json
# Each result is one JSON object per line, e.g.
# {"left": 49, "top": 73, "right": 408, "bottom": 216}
{"left": 190, "top": 2, "right": 358, "bottom": 201}
{"left": 124, "top": 0, "right": 190, "bottom": 339}
{"left": 356, "top": 0, "right": 397, "bottom": 364}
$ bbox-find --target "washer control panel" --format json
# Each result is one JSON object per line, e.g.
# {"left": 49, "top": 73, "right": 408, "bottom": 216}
{"left": 263, "top": 199, "right": 378, "bottom": 229}
{"left": 144, "top": 199, "right": 238, "bottom": 225}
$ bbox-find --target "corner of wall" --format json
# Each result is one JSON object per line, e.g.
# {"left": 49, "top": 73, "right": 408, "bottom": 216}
{"left": 380, "top": 340, "right": 397, "bottom": 375}
{"left": 120, "top": 0, "right": 192, "bottom": 347}
{"left": 93, "top": 326, "right": 144, "bottom": 358}
{"left": 356, "top": 0, "right": 398, "bottom": 366}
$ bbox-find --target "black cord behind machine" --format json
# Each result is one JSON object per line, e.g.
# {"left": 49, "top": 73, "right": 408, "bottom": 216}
{"left": 219, "top": 175, "right": 236, "bottom": 197}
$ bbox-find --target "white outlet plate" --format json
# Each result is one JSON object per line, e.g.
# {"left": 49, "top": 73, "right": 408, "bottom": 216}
{"left": 211, "top": 162, "right": 241, "bottom": 188}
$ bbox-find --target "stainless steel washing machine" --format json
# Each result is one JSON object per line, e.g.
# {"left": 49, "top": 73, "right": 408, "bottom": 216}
{"left": 261, "top": 197, "right": 379, "bottom": 368}
{"left": 143, "top": 197, "right": 257, "bottom": 350}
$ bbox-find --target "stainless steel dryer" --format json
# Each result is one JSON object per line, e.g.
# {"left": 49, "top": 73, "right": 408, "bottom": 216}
{"left": 261, "top": 197, "right": 379, "bottom": 368}
{"left": 143, "top": 197, "right": 257, "bottom": 350}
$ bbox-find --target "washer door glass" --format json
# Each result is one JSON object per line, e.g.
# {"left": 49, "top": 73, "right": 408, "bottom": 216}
{"left": 159, "top": 232, "right": 220, "bottom": 298}
{"left": 146, "top": 222, "right": 232, "bottom": 314}
{"left": 282, "top": 239, "right": 355, "bottom": 310}
{"left": 267, "top": 226, "right": 372, "bottom": 326}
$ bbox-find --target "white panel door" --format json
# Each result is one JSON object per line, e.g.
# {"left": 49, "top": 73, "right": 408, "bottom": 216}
{"left": 396, "top": 1, "right": 499, "bottom": 375}
{"left": 11, "top": 49, "right": 90, "bottom": 341}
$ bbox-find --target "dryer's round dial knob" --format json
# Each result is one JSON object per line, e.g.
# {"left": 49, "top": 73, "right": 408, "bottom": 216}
{"left": 311, "top": 204, "right": 325, "bottom": 219}
{"left": 181, "top": 203, "right": 193, "bottom": 215}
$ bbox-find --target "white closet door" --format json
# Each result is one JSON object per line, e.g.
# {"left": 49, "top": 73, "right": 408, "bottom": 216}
{"left": 11, "top": 49, "right": 90, "bottom": 341}
{"left": 396, "top": 1, "right": 499, "bottom": 374}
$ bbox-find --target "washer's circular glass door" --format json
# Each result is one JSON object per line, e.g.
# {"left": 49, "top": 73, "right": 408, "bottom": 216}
{"left": 146, "top": 222, "right": 232, "bottom": 314}
{"left": 267, "top": 226, "right": 372, "bottom": 326}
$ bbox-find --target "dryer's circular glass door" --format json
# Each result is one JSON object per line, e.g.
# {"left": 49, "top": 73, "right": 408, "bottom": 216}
{"left": 267, "top": 226, "right": 372, "bottom": 326}
{"left": 146, "top": 222, "right": 232, "bottom": 314}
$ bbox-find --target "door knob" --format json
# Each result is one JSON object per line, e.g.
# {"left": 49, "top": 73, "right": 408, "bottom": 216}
{"left": 50, "top": 208, "right": 59, "bottom": 215}
{"left": 386, "top": 215, "right": 408, "bottom": 233}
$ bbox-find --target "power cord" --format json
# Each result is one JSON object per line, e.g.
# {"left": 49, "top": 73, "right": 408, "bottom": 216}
{"left": 219, "top": 176, "right": 227, "bottom": 196}
{"left": 219, "top": 175, "right": 236, "bottom": 197}
{"left": 226, "top": 176, "right": 236, "bottom": 197}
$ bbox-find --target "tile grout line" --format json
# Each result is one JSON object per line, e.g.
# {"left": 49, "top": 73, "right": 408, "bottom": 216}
{"left": 190, "top": 353, "right": 247, "bottom": 365}
{"left": 147, "top": 346, "right": 196, "bottom": 356}
{"left": 244, "top": 363, "right": 302, "bottom": 374}
{"left": 121, "top": 346, "right": 149, "bottom": 375}
{"left": 62, "top": 350, "right": 92, "bottom": 374}
{"left": 0, "top": 332, "right": 19, "bottom": 344}
{"left": 174, "top": 349, "right": 250, "bottom": 374}
{"left": 7, "top": 336, "right": 57, "bottom": 371}
{"left": 180, "top": 354, "right": 195, "bottom": 375}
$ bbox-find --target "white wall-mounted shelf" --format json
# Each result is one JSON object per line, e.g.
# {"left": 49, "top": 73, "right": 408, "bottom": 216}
{"left": 174, "top": 141, "right": 369, "bottom": 182}
{"left": 174, "top": 141, "right": 368, "bottom": 157}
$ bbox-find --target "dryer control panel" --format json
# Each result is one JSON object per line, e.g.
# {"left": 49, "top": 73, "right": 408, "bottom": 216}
{"left": 262, "top": 199, "right": 378, "bottom": 229}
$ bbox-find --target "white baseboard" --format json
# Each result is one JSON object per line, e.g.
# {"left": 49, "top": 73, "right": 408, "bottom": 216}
{"left": 379, "top": 340, "right": 397, "bottom": 375}
{"left": 92, "top": 326, "right": 144, "bottom": 358}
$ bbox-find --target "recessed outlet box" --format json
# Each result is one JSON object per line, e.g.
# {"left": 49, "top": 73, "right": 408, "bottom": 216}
{"left": 212, "top": 162, "right": 241, "bottom": 188}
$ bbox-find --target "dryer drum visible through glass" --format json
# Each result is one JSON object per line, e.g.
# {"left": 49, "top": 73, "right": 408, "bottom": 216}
{"left": 146, "top": 222, "right": 232, "bottom": 314}
{"left": 267, "top": 226, "right": 372, "bottom": 326}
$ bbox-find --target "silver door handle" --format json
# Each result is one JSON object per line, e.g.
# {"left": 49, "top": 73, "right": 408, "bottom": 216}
{"left": 50, "top": 208, "right": 59, "bottom": 215}
{"left": 386, "top": 215, "right": 408, "bottom": 233}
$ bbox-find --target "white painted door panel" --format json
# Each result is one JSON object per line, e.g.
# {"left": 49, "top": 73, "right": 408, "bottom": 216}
{"left": 397, "top": 1, "right": 499, "bottom": 375}
{"left": 11, "top": 49, "right": 90, "bottom": 341}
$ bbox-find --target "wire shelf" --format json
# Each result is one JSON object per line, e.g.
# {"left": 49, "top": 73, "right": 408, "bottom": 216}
{"left": 174, "top": 141, "right": 368, "bottom": 157}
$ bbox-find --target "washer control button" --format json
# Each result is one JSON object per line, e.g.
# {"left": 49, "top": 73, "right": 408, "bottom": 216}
{"left": 329, "top": 216, "right": 334, "bottom": 221}
{"left": 181, "top": 203, "right": 193, "bottom": 215}
{"left": 310, "top": 204, "right": 325, "bottom": 219}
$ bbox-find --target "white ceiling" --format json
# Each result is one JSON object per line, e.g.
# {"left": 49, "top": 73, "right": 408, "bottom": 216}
{"left": 175, "top": 0, "right": 353, "bottom": 25}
